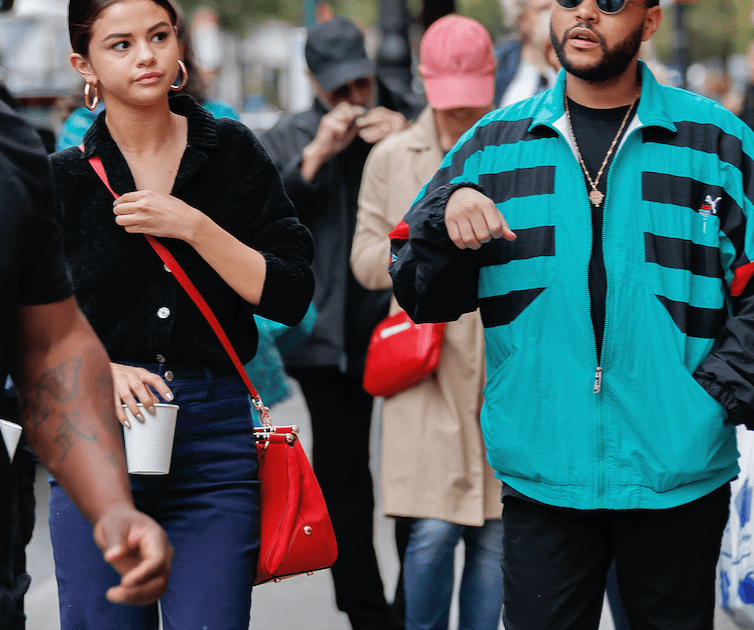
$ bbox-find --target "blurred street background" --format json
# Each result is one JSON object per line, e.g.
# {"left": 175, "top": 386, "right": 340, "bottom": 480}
{"left": 2, "top": 0, "right": 754, "bottom": 147}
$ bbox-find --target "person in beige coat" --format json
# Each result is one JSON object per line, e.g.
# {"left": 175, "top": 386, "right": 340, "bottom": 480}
{"left": 351, "top": 16, "right": 503, "bottom": 630}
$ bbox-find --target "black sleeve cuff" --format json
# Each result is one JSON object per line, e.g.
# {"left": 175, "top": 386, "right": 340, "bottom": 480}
{"left": 696, "top": 374, "right": 754, "bottom": 428}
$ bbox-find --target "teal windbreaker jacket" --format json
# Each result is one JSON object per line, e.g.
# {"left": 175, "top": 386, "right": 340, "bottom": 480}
{"left": 390, "top": 62, "right": 754, "bottom": 510}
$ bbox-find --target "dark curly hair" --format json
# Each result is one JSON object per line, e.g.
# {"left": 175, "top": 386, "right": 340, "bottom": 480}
{"left": 68, "top": 0, "right": 178, "bottom": 56}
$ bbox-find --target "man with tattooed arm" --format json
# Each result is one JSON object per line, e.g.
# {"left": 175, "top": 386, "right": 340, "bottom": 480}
{"left": 0, "top": 86, "right": 172, "bottom": 628}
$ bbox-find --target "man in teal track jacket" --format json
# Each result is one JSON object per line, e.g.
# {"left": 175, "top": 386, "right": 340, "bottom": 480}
{"left": 390, "top": 1, "right": 754, "bottom": 628}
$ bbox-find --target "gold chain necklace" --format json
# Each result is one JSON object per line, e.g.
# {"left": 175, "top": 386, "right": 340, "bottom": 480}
{"left": 565, "top": 96, "right": 637, "bottom": 207}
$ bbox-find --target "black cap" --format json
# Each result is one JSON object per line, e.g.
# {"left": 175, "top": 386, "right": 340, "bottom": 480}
{"left": 305, "top": 17, "right": 375, "bottom": 92}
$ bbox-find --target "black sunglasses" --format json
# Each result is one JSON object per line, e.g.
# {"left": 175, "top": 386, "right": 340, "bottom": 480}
{"left": 556, "top": 0, "right": 647, "bottom": 14}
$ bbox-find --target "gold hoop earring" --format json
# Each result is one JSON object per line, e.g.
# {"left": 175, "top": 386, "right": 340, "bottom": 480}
{"left": 170, "top": 60, "right": 188, "bottom": 91}
{"left": 84, "top": 82, "right": 99, "bottom": 111}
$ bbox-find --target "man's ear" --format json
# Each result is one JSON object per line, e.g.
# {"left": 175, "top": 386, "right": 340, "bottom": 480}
{"left": 642, "top": 5, "right": 662, "bottom": 42}
{"left": 70, "top": 52, "right": 97, "bottom": 84}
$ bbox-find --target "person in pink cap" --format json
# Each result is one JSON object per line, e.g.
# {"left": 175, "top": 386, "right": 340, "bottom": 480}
{"left": 351, "top": 15, "right": 503, "bottom": 630}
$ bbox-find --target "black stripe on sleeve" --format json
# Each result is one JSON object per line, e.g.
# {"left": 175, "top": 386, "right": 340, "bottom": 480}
{"left": 478, "top": 166, "right": 556, "bottom": 206}
{"left": 479, "top": 288, "right": 545, "bottom": 328}
{"left": 655, "top": 295, "right": 727, "bottom": 339}
{"left": 479, "top": 226, "right": 555, "bottom": 268}
{"left": 644, "top": 233, "right": 723, "bottom": 279}
{"left": 642, "top": 172, "right": 727, "bottom": 212}
{"left": 643, "top": 122, "right": 741, "bottom": 158}
{"left": 643, "top": 122, "right": 747, "bottom": 175}
{"left": 643, "top": 121, "right": 754, "bottom": 208}
{"left": 445, "top": 118, "right": 557, "bottom": 179}
{"left": 642, "top": 172, "right": 748, "bottom": 268}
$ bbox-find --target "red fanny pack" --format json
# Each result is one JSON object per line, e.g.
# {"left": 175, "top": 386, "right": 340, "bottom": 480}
{"left": 363, "top": 309, "right": 445, "bottom": 397}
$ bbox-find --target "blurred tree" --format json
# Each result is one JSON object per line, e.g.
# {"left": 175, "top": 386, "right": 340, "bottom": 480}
{"left": 178, "top": 0, "right": 504, "bottom": 35}
{"left": 456, "top": 0, "right": 506, "bottom": 38}
{"left": 178, "top": 0, "right": 754, "bottom": 69}
{"left": 653, "top": 0, "right": 754, "bottom": 67}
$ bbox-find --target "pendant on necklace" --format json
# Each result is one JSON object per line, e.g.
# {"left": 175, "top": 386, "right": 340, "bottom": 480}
{"left": 589, "top": 189, "right": 604, "bottom": 207}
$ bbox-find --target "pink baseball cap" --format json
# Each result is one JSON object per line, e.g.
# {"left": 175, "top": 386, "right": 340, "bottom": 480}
{"left": 420, "top": 14, "right": 495, "bottom": 110}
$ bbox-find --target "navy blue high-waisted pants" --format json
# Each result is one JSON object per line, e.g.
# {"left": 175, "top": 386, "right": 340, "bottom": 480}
{"left": 49, "top": 365, "right": 261, "bottom": 630}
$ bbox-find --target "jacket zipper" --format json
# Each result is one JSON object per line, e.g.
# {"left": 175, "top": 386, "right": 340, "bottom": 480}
{"left": 593, "top": 122, "right": 633, "bottom": 508}
{"left": 567, "top": 122, "right": 609, "bottom": 506}
{"left": 580, "top": 164, "right": 607, "bottom": 508}
{"left": 592, "top": 211, "right": 608, "bottom": 507}
{"left": 564, "top": 112, "right": 633, "bottom": 508}
{"left": 593, "top": 367, "right": 603, "bottom": 393}
{"left": 593, "top": 301, "right": 606, "bottom": 508}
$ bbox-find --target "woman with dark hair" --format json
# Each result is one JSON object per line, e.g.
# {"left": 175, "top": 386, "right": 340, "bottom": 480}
{"left": 55, "top": 9, "right": 238, "bottom": 150}
{"left": 47, "top": 0, "right": 314, "bottom": 627}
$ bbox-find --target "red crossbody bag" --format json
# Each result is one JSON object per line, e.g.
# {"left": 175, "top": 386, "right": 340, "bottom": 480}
{"left": 84, "top": 150, "right": 337, "bottom": 584}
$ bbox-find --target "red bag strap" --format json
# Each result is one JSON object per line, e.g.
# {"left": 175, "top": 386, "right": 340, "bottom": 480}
{"left": 82, "top": 149, "right": 272, "bottom": 426}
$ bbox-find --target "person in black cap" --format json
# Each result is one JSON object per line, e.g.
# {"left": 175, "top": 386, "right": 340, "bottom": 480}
{"left": 262, "top": 16, "right": 423, "bottom": 630}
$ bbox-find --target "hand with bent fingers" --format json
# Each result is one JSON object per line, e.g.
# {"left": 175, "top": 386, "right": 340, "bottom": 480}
{"left": 445, "top": 186, "right": 517, "bottom": 250}
{"left": 300, "top": 102, "right": 367, "bottom": 181}
{"left": 312, "top": 102, "right": 367, "bottom": 159}
{"left": 93, "top": 504, "right": 173, "bottom": 605}
{"left": 111, "top": 363, "right": 173, "bottom": 427}
{"left": 355, "top": 107, "right": 407, "bottom": 144}
{"left": 114, "top": 191, "right": 200, "bottom": 241}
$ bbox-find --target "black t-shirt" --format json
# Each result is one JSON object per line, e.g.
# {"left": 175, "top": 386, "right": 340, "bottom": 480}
{"left": 0, "top": 99, "right": 74, "bottom": 391}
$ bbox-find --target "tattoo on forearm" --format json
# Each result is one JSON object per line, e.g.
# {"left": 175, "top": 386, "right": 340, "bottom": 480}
{"left": 20, "top": 358, "right": 119, "bottom": 462}
{"left": 21, "top": 358, "right": 82, "bottom": 429}
{"left": 53, "top": 412, "right": 97, "bottom": 460}
{"left": 105, "top": 451, "right": 120, "bottom": 471}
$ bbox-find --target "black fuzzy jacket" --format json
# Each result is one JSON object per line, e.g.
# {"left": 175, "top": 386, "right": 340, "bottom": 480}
{"left": 51, "top": 95, "right": 314, "bottom": 372}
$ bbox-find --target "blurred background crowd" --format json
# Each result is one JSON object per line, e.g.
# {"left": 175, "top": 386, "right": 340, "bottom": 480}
{"left": 3, "top": 0, "right": 754, "bottom": 150}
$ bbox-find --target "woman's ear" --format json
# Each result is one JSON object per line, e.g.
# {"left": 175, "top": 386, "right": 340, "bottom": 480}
{"left": 70, "top": 52, "right": 97, "bottom": 84}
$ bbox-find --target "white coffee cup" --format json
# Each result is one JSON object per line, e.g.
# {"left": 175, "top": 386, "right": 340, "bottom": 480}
{"left": 0, "top": 419, "right": 22, "bottom": 462}
{"left": 122, "top": 403, "right": 179, "bottom": 475}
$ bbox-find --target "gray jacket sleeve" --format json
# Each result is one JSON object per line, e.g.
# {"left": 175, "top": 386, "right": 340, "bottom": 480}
{"left": 694, "top": 279, "right": 754, "bottom": 427}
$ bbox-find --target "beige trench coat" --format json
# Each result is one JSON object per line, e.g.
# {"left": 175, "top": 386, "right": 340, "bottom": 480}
{"left": 351, "top": 106, "right": 502, "bottom": 526}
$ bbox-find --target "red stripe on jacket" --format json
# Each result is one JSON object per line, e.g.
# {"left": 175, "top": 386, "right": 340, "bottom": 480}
{"left": 731, "top": 261, "right": 754, "bottom": 297}
{"left": 389, "top": 220, "right": 409, "bottom": 240}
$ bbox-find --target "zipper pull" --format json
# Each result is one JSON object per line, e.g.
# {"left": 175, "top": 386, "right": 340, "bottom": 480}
{"left": 594, "top": 367, "right": 603, "bottom": 394}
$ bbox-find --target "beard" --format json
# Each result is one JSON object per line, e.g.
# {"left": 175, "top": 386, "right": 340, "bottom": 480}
{"left": 550, "top": 19, "right": 644, "bottom": 82}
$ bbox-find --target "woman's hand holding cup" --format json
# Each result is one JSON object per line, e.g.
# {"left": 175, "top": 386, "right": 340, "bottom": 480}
{"left": 111, "top": 363, "right": 174, "bottom": 428}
